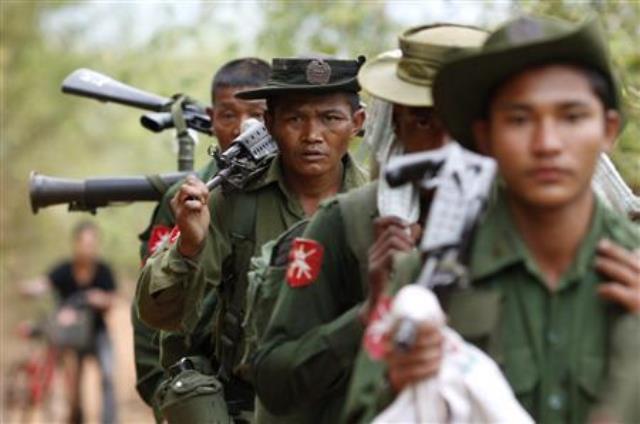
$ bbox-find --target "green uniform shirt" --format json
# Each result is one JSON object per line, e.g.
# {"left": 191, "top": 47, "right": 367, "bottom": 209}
{"left": 252, "top": 181, "right": 380, "bottom": 423}
{"left": 136, "top": 154, "right": 367, "bottom": 369}
{"left": 344, "top": 190, "right": 640, "bottom": 424}
{"left": 132, "top": 160, "right": 218, "bottom": 409}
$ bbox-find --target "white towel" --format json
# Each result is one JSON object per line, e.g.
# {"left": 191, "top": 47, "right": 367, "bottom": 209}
{"left": 373, "top": 285, "right": 533, "bottom": 424}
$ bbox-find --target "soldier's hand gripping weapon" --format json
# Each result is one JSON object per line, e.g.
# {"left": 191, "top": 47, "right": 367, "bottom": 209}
{"left": 29, "top": 68, "right": 211, "bottom": 215}
{"left": 29, "top": 119, "right": 278, "bottom": 214}
{"left": 384, "top": 143, "right": 497, "bottom": 351}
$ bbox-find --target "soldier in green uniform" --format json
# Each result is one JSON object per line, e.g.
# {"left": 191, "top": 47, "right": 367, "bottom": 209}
{"left": 345, "top": 16, "right": 640, "bottom": 424}
{"left": 132, "top": 57, "right": 271, "bottom": 418}
{"left": 251, "top": 25, "right": 488, "bottom": 424}
{"left": 136, "top": 56, "right": 368, "bottom": 421}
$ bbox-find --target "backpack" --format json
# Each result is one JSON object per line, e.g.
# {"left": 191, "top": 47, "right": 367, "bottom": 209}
{"left": 337, "top": 182, "right": 378, "bottom": 292}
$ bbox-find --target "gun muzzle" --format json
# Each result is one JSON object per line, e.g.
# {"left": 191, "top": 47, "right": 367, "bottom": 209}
{"left": 29, "top": 171, "right": 189, "bottom": 214}
{"left": 140, "top": 112, "right": 175, "bottom": 133}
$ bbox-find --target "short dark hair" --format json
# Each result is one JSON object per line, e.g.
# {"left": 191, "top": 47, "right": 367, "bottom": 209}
{"left": 481, "top": 62, "right": 616, "bottom": 119}
{"left": 211, "top": 58, "right": 271, "bottom": 102}
{"left": 72, "top": 220, "right": 98, "bottom": 240}
{"left": 266, "top": 92, "right": 361, "bottom": 116}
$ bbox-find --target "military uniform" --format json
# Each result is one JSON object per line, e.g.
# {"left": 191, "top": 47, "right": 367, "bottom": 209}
{"left": 137, "top": 153, "right": 367, "bottom": 416}
{"left": 251, "top": 25, "right": 488, "bottom": 424}
{"left": 344, "top": 190, "right": 640, "bottom": 424}
{"left": 252, "top": 182, "right": 376, "bottom": 422}
{"left": 133, "top": 159, "right": 218, "bottom": 416}
{"left": 346, "top": 15, "right": 639, "bottom": 424}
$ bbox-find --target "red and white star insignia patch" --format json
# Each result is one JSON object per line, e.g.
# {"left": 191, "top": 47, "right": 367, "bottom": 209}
{"left": 363, "top": 295, "right": 393, "bottom": 360}
{"left": 147, "top": 225, "right": 181, "bottom": 256}
{"left": 147, "top": 225, "right": 172, "bottom": 256}
{"left": 168, "top": 225, "right": 181, "bottom": 244}
{"left": 286, "top": 238, "right": 324, "bottom": 288}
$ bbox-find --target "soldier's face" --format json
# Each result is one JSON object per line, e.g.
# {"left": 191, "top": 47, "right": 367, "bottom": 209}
{"left": 209, "top": 86, "right": 267, "bottom": 151}
{"left": 474, "top": 65, "right": 620, "bottom": 209}
{"left": 392, "top": 106, "right": 448, "bottom": 153}
{"left": 267, "top": 93, "right": 365, "bottom": 179}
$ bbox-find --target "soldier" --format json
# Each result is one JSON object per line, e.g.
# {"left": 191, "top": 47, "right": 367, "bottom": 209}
{"left": 345, "top": 16, "right": 640, "bottom": 424}
{"left": 251, "top": 25, "right": 488, "bottom": 424}
{"left": 136, "top": 56, "right": 368, "bottom": 421}
{"left": 132, "top": 57, "right": 271, "bottom": 419}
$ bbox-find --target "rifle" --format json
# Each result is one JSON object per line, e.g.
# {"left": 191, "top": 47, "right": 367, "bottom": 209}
{"left": 384, "top": 143, "right": 497, "bottom": 351}
{"left": 62, "top": 68, "right": 211, "bottom": 171}
{"left": 29, "top": 171, "right": 189, "bottom": 214}
{"left": 29, "top": 119, "right": 278, "bottom": 214}
{"left": 201, "top": 118, "right": 278, "bottom": 193}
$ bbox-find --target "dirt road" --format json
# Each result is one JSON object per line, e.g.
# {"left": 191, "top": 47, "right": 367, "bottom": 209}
{"left": 82, "top": 292, "right": 154, "bottom": 424}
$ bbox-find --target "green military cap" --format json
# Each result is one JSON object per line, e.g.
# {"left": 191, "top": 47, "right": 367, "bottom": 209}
{"left": 236, "top": 56, "right": 365, "bottom": 99}
{"left": 358, "top": 24, "right": 488, "bottom": 107}
{"left": 433, "top": 16, "right": 621, "bottom": 148}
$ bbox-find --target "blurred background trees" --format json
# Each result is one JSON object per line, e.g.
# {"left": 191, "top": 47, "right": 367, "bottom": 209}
{"left": 1, "top": 0, "right": 638, "bottom": 364}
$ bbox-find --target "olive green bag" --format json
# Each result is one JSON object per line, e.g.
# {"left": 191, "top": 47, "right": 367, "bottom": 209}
{"left": 240, "top": 220, "right": 309, "bottom": 369}
{"left": 155, "top": 357, "right": 232, "bottom": 424}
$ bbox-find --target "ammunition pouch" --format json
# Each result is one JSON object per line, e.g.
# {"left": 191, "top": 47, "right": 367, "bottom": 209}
{"left": 156, "top": 356, "right": 231, "bottom": 424}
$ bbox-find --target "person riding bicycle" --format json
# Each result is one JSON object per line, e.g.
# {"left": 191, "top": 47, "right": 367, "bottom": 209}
{"left": 21, "top": 221, "right": 117, "bottom": 424}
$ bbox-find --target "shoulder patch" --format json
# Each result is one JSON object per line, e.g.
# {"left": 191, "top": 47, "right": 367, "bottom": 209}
{"left": 168, "top": 225, "right": 181, "bottom": 244}
{"left": 147, "top": 225, "right": 181, "bottom": 258}
{"left": 363, "top": 294, "right": 393, "bottom": 360}
{"left": 147, "top": 225, "right": 172, "bottom": 256}
{"left": 286, "top": 238, "right": 324, "bottom": 288}
{"left": 270, "top": 220, "right": 310, "bottom": 267}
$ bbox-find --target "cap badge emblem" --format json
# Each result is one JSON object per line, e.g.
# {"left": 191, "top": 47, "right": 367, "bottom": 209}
{"left": 306, "top": 59, "right": 332, "bottom": 85}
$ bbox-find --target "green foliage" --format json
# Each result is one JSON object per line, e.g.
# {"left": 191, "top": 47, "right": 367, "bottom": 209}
{"left": 257, "top": 1, "right": 399, "bottom": 58}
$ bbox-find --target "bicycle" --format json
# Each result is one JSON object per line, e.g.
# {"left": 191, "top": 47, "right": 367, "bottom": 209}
{"left": 4, "top": 293, "right": 93, "bottom": 423}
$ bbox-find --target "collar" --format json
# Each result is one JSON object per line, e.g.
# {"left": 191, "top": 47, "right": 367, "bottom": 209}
{"left": 245, "top": 153, "right": 368, "bottom": 194}
{"left": 470, "top": 189, "right": 605, "bottom": 286}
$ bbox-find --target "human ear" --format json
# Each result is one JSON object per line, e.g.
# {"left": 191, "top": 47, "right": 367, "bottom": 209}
{"left": 601, "top": 109, "right": 621, "bottom": 154}
{"left": 351, "top": 108, "right": 366, "bottom": 137}
{"left": 472, "top": 120, "right": 491, "bottom": 155}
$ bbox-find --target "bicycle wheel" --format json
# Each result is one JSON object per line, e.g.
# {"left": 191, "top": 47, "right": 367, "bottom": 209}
{"left": 37, "top": 348, "right": 70, "bottom": 423}
{"left": 3, "top": 361, "right": 35, "bottom": 423}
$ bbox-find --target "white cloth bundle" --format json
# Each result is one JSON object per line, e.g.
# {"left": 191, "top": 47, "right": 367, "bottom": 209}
{"left": 593, "top": 153, "right": 640, "bottom": 219}
{"left": 373, "top": 285, "right": 533, "bottom": 424}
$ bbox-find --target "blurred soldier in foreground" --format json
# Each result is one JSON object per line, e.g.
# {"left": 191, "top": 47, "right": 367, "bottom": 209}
{"left": 251, "top": 24, "right": 487, "bottom": 424}
{"left": 22, "top": 221, "right": 117, "bottom": 424}
{"left": 136, "top": 56, "right": 368, "bottom": 422}
{"left": 345, "top": 16, "right": 640, "bottom": 424}
{"left": 132, "top": 58, "right": 271, "bottom": 419}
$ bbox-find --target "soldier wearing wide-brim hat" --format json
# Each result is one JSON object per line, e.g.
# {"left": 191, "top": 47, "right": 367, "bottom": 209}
{"left": 357, "top": 24, "right": 488, "bottom": 170}
{"left": 433, "top": 16, "right": 622, "bottom": 148}
{"left": 136, "top": 55, "right": 369, "bottom": 423}
{"left": 359, "top": 23, "right": 488, "bottom": 107}
{"left": 344, "top": 16, "right": 640, "bottom": 424}
{"left": 251, "top": 24, "right": 487, "bottom": 424}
